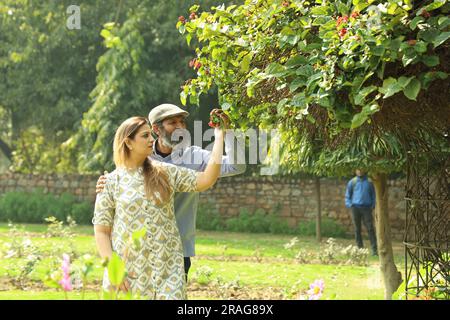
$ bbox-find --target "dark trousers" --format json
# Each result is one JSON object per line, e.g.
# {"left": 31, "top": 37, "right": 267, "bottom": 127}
{"left": 351, "top": 207, "right": 378, "bottom": 255}
{"left": 184, "top": 257, "right": 191, "bottom": 281}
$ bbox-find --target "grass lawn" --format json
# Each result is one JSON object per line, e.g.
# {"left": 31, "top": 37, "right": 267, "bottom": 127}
{"left": 0, "top": 223, "right": 407, "bottom": 300}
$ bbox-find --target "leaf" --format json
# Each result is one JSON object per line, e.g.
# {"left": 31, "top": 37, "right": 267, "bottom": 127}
{"left": 397, "top": 76, "right": 413, "bottom": 88}
{"left": 310, "top": 6, "right": 329, "bottom": 15}
{"left": 289, "top": 77, "right": 306, "bottom": 92}
{"left": 285, "top": 55, "right": 308, "bottom": 68}
{"left": 410, "top": 16, "right": 424, "bottom": 30}
{"left": 240, "top": 53, "right": 253, "bottom": 73}
{"left": 403, "top": 78, "right": 421, "bottom": 101}
{"left": 354, "top": 86, "right": 377, "bottom": 105}
{"left": 265, "top": 63, "right": 288, "bottom": 77}
{"left": 379, "top": 77, "right": 402, "bottom": 98}
{"left": 421, "top": 55, "right": 440, "bottom": 67}
{"left": 107, "top": 252, "right": 125, "bottom": 287}
{"left": 425, "top": 0, "right": 446, "bottom": 11}
{"left": 180, "top": 91, "right": 187, "bottom": 106}
{"left": 433, "top": 31, "right": 450, "bottom": 48}
{"left": 351, "top": 103, "right": 379, "bottom": 129}
{"left": 221, "top": 102, "right": 232, "bottom": 111}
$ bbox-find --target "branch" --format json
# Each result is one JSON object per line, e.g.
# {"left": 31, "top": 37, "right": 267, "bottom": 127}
{"left": 0, "top": 138, "right": 12, "bottom": 161}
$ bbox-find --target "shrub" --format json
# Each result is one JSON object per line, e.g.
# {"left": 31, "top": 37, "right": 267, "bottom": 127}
{"left": 297, "top": 217, "right": 348, "bottom": 238}
{"left": 196, "top": 203, "right": 225, "bottom": 231}
{"left": 0, "top": 189, "right": 93, "bottom": 224}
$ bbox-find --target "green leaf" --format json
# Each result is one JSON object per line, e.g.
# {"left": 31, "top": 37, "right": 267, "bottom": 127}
{"left": 240, "top": 53, "right": 253, "bottom": 73}
{"left": 425, "top": 0, "right": 446, "bottom": 11}
{"left": 421, "top": 55, "right": 440, "bottom": 67}
{"left": 265, "top": 63, "right": 288, "bottom": 77}
{"left": 397, "top": 76, "right": 413, "bottom": 88}
{"left": 413, "top": 41, "right": 427, "bottom": 53}
{"left": 289, "top": 77, "right": 306, "bottom": 92}
{"left": 180, "top": 91, "right": 187, "bottom": 106}
{"left": 351, "top": 103, "right": 379, "bottom": 129}
{"left": 410, "top": 16, "right": 424, "bottom": 30}
{"left": 354, "top": 86, "right": 377, "bottom": 105}
{"left": 221, "top": 102, "right": 232, "bottom": 111}
{"left": 403, "top": 78, "right": 421, "bottom": 101}
{"left": 402, "top": 50, "right": 418, "bottom": 67}
{"left": 379, "top": 77, "right": 402, "bottom": 98}
{"left": 310, "top": 6, "right": 329, "bottom": 15}
{"left": 107, "top": 252, "right": 125, "bottom": 287}
{"left": 433, "top": 31, "right": 450, "bottom": 48}
{"left": 285, "top": 55, "right": 308, "bottom": 68}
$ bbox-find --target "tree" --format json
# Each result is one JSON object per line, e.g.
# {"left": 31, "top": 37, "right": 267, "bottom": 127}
{"left": 177, "top": 0, "right": 450, "bottom": 299}
{"left": 65, "top": 0, "right": 229, "bottom": 173}
{"left": 0, "top": 0, "right": 116, "bottom": 172}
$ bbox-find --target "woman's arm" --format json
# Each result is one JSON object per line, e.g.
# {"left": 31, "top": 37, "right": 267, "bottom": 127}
{"left": 196, "top": 127, "right": 225, "bottom": 191}
{"left": 94, "top": 225, "right": 113, "bottom": 259}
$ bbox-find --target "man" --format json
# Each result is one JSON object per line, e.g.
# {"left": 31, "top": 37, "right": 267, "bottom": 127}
{"left": 345, "top": 169, "right": 378, "bottom": 256}
{"left": 96, "top": 103, "right": 246, "bottom": 277}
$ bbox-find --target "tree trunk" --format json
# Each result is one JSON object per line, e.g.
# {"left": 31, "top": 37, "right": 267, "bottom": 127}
{"left": 0, "top": 138, "right": 12, "bottom": 161}
{"left": 372, "top": 172, "right": 403, "bottom": 300}
{"left": 315, "top": 176, "right": 322, "bottom": 243}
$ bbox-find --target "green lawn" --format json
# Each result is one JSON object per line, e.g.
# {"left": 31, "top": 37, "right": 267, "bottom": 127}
{"left": 0, "top": 223, "right": 406, "bottom": 300}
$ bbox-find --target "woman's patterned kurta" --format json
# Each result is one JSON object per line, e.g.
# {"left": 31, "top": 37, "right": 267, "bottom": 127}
{"left": 92, "top": 163, "right": 199, "bottom": 299}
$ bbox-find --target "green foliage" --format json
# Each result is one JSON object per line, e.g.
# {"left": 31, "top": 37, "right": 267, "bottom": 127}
{"left": 297, "top": 218, "right": 349, "bottom": 238}
{"left": 68, "top": 0, "right": 226, "bottom": 173}
{"left": 0, "top": 190, "right": 93, "bottom": 224}
{"left": 179, "top": 0, "right": 449, "bottom": 128}
{"left": 0, "top": 1, "right": 114, "bottom": 172}
{"left": 177, "top": 0, "right": 450, "bottom": 176}
{"left": 197, "top": 204, "right": 348, "bottom": 237}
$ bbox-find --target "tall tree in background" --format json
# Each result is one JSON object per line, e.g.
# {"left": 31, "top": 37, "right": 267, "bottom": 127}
{"left": 0, "top": 0, "right": 115, "bottom": 172}
{"left": 66, "top": 0, "right": 230, "bottom": 173}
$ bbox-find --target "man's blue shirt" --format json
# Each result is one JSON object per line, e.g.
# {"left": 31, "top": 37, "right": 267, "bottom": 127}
{"left": 345, "top": 175, "right": 376, "bottom": 209}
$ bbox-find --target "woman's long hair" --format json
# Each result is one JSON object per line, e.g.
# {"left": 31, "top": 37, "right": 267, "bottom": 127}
{"left": 113, "top": 116, "right": 171, "bottom": 206}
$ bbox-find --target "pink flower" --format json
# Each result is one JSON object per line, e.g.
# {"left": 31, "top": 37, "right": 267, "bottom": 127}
{"left": 59, "top": 254, "right": 72, "bottom": 291}
{"left": 307, "top": 279, "right": 324, "bottom": 300}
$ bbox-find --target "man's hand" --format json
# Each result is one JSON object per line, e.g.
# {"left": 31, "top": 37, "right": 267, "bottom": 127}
{"left": 210, "top": 109, "right": 230, "bottom": 130}
{"left": 96, "top": 171, "right": 108, "bottom": 194}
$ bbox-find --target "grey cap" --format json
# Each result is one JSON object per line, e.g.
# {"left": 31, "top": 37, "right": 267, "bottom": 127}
{"left": 148, "top": 104, "right": 190, "bottom": 125}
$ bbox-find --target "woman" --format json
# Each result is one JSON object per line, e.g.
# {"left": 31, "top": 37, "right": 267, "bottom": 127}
{"left": 93, "top": 116, "right": 224, "bottom": 299}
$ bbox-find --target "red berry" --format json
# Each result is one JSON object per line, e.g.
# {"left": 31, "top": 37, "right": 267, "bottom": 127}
{"left": 189, "top": 12, "right": 197, "bottom": 20}
{"left": 282, "top": 1, "right": 290, "bottom": 7}
{"left": 194, "top": 61, "right": 202, "bottom": 70}
{"left": 339, "top": 28, "right": 347, "bottom": 39}
{"left": 420, "top": 9, "right": 430, "bottom": 18}
{"left": 189, "top": 59, "right": 196, "bottom": 68}
{"left": 407, "top": 39, "right": 417, "bottom": 46}
{"left": 350, "top": 11, "right": 359, "bottom": 19}
{"left": 178, "top": 16, "right": 186, "bottom": 23}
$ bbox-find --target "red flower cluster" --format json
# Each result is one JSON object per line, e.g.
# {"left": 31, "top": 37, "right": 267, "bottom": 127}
{"left": 189, "top": 58, "right": 202, "bottom": 70}
{"left": 336, "top": 15, "right": 348, "bottom": 27}
{"left": 339, "top": 28, "right": 347, "bottom": 39}
{"left": 282, "top": 1, "right": 290, "bottom": 7}
{"left": 420, "top": 9, "right": 431, "bottom": 18}
{"left": 189, "top": 12, "right": 198, "bottom": 20}
{"left": 350, "top": 11, "right": 360, "bottom": 19}
{"left": 178, "top": 16, "right": 186, "bottom": 24}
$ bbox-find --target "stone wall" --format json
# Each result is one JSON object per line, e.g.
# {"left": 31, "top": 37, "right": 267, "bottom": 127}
{"left": 0, "top": 172, "right": 407, "bottom": 240}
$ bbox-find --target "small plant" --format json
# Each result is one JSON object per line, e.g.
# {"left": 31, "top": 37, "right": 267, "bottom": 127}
{"left": 193, "top": 265, "right": 214, "bottom": 286}
{"left": 341, "top": 245, "right": 369, "bottom": 266}
{"left": 283, "top": 237, "right": 299, "bottom": 250}
{"left": 318, "top": 238, "right": 341, "bottom": 264}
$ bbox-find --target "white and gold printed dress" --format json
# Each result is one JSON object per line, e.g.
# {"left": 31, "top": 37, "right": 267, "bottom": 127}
{"left": 92, "top": 163, "right": 199, "bottom": 299}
